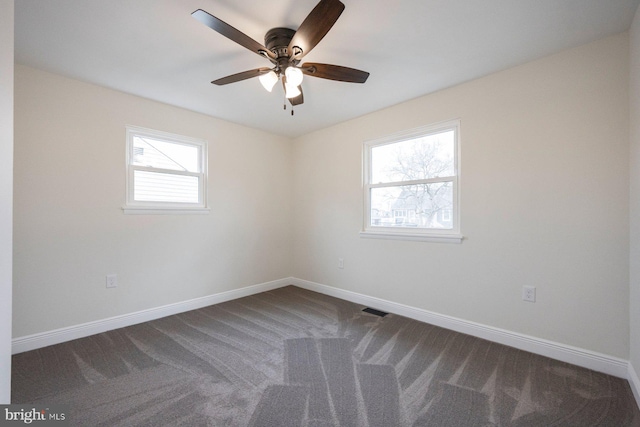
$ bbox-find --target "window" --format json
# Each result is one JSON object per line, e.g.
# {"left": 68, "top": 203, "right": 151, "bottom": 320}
{"left": 124, "top": 126, "right": 208, "bottom": 214}
{"left": 362, "top": 120, "right": 461, "bottom": 242}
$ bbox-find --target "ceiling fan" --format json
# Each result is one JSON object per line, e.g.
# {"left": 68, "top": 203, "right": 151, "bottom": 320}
{"left": 191, "top": 0, "right": 369, "bottom": 113}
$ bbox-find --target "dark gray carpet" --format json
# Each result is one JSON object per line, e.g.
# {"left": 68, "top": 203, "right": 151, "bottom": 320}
{"left": 11, "top": 286, "right": 640, "bottom": 426}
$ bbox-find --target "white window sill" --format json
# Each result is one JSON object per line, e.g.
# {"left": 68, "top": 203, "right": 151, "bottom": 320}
{"left": 122, "top": 206, "right": 210, "bottom": 215}
{"left": 360, "top": 230, "right": 464, "bottom": 243}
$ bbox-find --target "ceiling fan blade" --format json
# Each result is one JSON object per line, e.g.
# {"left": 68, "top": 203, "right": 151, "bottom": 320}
{"left": 289, "top": 86, "right": 304, "bottom": 106}
{"left": 287, "top": 0, "right": 345, "bottom": 58}
{"left": 212, "top": 67, "right": 272, "bottom": 86}
{"left": 301, "top": 63, "right": 369, "bottom": 83}
{"left": 192, "top": 9, "right": 275, "bottom": 60}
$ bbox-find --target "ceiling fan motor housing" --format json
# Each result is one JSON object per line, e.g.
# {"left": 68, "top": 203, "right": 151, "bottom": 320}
{"left": 264, "top": 27, "right": 301, "bottom": 76}
{"left": 264, "top": 27, "right": 296, "bottom": 56}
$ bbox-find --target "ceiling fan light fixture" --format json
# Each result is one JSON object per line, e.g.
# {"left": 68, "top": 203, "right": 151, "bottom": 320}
{"left": 285, "top": 83, "right": 301, "bottom": 99}
{"left": 194, "top": 0, "right": 369, "bottom": 109}
{"left": 285, "top": 66, "right": 304, "bottom": 87}
{"left": 259, "top": 70, "right": 279, "bottom": 92}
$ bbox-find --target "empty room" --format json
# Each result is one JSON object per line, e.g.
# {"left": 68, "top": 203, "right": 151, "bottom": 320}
{"left": 2, "top": 0, "right": 640, "bottom": 425}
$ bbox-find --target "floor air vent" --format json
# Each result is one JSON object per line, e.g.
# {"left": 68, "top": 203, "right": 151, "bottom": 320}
{"left": 362, "top": 307, "right": 388, "bottom": 317}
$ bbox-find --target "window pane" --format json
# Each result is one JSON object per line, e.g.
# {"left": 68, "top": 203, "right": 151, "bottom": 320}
{"left": 370, "top": 182, "right": 453, "bottom": 229}
{"left": 133, "top": 136, "right": 200, "bottom": 172}
{"left": 134, "top": 170, "right": 199, "bottom": 203}
{"left": 371, "top": 130, "right": 454, "bottom": 184}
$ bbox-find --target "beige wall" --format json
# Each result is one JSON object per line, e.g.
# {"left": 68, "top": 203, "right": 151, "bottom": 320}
{"left": 630, "top": 6, "right": 640, "bottom": 385}
{"left": 292, "top": 33, "right": 630, "bottom": 358}
{"left": 0, "top": 0, "right": 14, "bottom": 404}
{"left": 12, "top": 65, "right": 293, "bottom": 337}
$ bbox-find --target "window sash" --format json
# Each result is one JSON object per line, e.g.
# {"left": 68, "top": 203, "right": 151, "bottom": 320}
{"left": 364, "top": 177, "right": 458, "bottom": 234}
{"left": 367, "top": 176, "right": 455, "bottom": 189}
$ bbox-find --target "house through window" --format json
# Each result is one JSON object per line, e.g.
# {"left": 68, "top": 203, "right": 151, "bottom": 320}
{"left": 362, "top": 120, "right": 461, "bottom": 242}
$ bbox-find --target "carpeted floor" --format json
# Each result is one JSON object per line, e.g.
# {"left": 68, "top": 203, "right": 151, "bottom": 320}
{"left": 11, "top": 286, "right": 640, "bottom": 426}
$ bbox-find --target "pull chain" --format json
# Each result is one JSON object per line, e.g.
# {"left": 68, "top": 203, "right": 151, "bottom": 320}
{"left": 283, "top": 93, "right": 294, "bottom": 116}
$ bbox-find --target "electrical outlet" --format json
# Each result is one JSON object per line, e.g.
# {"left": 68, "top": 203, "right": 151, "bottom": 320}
{"left": 522, "top": 286, "right": 536, "bottom": 302}
{"left": 338, "top": 258, "right": 344, "bottom": 269}
{"left": 106, "top": 274, "right": 118, "bottom": 288}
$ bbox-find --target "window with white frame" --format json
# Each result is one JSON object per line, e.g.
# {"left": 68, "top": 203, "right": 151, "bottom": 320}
{"left": 362, "top": 120, "right": 461, "bottom": 242}
{"left": 124, "top": 126, "right": 208, "bottom": 214}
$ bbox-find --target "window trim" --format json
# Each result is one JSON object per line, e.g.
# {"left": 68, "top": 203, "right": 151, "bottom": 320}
{"left": 123, "top": 125, "right": 209, "bottom": 215}
{"left": 361, "top": 119, "right": 462, "bottom": 243}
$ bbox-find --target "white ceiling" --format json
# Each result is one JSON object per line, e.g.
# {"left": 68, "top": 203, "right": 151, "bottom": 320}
{"left": 15, "top": 0, "right": 640, "bottom": 138}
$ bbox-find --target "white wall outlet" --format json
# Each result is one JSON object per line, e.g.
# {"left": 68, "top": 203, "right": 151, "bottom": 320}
{"left": 106, "top": 274, "right": 118, "bottom": 288}
{"left": 522, "top": 286, "right": 536, "bottom": 302}
{"left": 338, "top": 258, "right": 344, "bottom": 269}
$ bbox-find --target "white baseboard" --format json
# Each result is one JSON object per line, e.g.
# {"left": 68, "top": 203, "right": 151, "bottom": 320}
{"left": 629, "top": 363, "right": 640, "bottom": 410}
{"left": 291, "top": 278, "right": 630, "bottom": 379}
{"left": 12, "top": 278, "right": 291, "bottom": 354}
